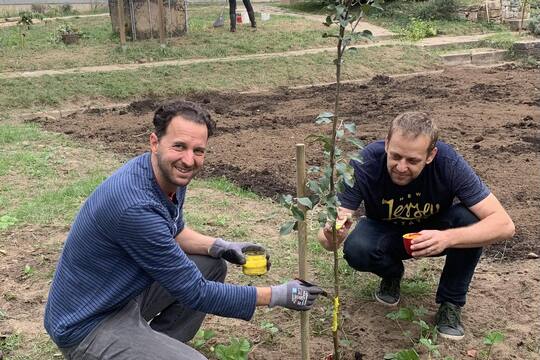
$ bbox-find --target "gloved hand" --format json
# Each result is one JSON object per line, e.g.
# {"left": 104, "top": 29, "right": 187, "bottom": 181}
{"left": 208, "top": 238, "right": 270, "bottom": 268}
{"left": 269, "top": 279, "right": 325, "bottom": 311}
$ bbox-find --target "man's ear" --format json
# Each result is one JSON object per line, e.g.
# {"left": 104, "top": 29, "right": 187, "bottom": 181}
{"left": 150, "top": 133, "right": 159, "bottom": 153}
{"left": 426, "top": 146, "right": 438, "bottom": 164}
{"left": 384, "top": 137, "right": 389, "bottom": 152}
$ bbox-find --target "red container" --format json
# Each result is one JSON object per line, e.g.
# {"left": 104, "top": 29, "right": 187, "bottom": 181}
{"left": 403, "top": 233, "right": 421, "bottom": 256}
{"left": 236, "top": 13, "right": 243, "bottom": 24}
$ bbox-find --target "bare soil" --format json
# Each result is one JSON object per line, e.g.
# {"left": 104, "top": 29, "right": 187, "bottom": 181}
{"left": 18, "top": 65, "right": 540, "bottom": 359}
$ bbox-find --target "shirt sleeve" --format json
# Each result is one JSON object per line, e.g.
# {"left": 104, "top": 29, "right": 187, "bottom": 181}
{"left": 115, "top": 204, "right": 257, "bottom": 320}
{"left": 448, "top": 153, "right": 490, "bottom": 207}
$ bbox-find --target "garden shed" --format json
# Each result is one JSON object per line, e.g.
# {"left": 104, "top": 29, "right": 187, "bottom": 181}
{"left": 109, "top": 0, "right": 187, "bottom": 40}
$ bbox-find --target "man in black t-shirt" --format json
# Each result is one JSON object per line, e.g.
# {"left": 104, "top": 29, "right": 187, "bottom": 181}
{"left": 318, "top": 112, "right": 514, "bottom": 340}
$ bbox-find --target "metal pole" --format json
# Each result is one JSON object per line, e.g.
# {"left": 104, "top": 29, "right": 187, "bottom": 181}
{"left": 296, "top": 143, "right": 310, "bottom": 360}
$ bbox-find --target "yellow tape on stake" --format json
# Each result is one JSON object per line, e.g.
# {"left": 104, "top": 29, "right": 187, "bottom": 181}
{"left": 332, "top": 296, "right": 340, "bottom": 332}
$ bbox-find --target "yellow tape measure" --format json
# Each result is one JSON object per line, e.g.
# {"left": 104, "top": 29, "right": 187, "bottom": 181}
{"left": 332, "top": 296, "right": 340, "bottom": 332}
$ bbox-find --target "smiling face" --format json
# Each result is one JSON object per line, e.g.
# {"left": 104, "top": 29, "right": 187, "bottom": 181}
{"left": 385, "top": 130, "right": 437, "bottom": 186}
{"left": 150, "top": 115, "right": 208, "bottom": 194}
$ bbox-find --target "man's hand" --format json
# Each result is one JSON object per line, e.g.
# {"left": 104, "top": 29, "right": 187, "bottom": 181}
{"left": 208, "top": 238, "right": 270, "bottom": 268}
{"left": 268, "top": 279, "right": 324, "bottom": 311}
{"left": 410, "top": 230, "right": 452, "bottom": 257}
{"left": 318, "top": 213, "right": 353, "bottom": 251}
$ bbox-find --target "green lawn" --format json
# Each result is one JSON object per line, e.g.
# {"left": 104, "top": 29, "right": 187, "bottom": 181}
{"left": 0, "top": 6, "right": 336, "bottom": 72}
{"left": 0, "top": 45, "right": 441, "bottom": 113}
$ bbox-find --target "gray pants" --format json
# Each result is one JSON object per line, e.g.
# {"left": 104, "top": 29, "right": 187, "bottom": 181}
{"left": 60, "top": 255, "right": 227, "bottom": 360}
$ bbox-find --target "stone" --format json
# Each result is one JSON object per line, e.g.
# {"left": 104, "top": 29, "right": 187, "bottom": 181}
{"left": 474, "top": 135, "right": 484, "bottom": 142}
{"left": 527, "top": 252, "right": 539, "bottom": 259}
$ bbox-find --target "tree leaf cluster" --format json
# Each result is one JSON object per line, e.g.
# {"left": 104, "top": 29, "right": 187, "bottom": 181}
{"left": 280, "top": 113, "right": 363, "bottom": 236}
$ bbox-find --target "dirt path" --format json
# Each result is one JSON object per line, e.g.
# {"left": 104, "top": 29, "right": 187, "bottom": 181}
{"left": 0, "top": 33, "right": 505, "bottom": 80}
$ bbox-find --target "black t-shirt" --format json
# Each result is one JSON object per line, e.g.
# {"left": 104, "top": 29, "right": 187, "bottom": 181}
{"left": 339, "top": 140, "right": 490, "bottom": 226}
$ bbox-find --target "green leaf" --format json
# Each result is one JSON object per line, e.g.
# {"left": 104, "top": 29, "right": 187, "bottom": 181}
{"left": 386, "top": 307, "right": 415, "bottom": 322}
{"left": 308, "top": 166, "right": 320, "bottom": 174}
{"left": 280, "top": 220, "right": 296, "bottom": 236}
{"left": 315, "top": 117, "right": 332, "bottom": 124}
{"left": 291, "top": 206, "right": 305, "bottom": 221}
{"left": 346, "top": 137, "right": 364, "bottom": 148}
{"left": 318, "top": 111, "right": 334, "bottom": 119}
{"left": 322, "top": 33, "right": 339, "bottom": 38}
{"left": 324, "top": 15, "right": 333, "bottom": 27}
{"left": 335, "top": 5, "right": 346, "bottom": 16}
{"left": 297, "top": 197, "right": 313, "bottom": 209}
{"left": 336, "top": 129, "right": 345, "bottom": 139}
{"left": 305, "top": 134, "right": 332, "bottom": 152}
{"left": 281, "top": 194, "right": 293, "bottom": 206}
{"left": 307, "top": 180, "right": 320, "bottom": 194}
{"left": 484, "top": 331, "right": 504, "bottom": 345}
{"left": 344, "top": 122, "right": 356, "bottom": 133}
{"left": 339, "top": 19, "right": 349, "bottom": 28}
{"left": 394, "top": 349, "right": 420, "bottom": 360}
{"left": 318, "top": 211, "right": 327, "bottom": 226}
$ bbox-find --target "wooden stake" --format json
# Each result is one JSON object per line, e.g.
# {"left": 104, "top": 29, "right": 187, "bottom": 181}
{"left": 157, "top": 0, "right": 166, "bottom": 47}
{"left": 296, "top": 143, "right": 309, "bottom": 360}
{"left": 116, "top": 0, "right": 126, "bottom": 49}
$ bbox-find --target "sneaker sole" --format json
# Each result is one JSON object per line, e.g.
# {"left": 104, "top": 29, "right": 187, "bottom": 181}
{"left": 373, "top": 292, "right": 400, "bottom": 306}
{"left": 437, "top": 329, "right": 465, "bottom": 341}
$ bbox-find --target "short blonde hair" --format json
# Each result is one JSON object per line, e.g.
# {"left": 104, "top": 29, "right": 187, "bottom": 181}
{"left": 387, "top": 112, "right": 438, "bottom": 153}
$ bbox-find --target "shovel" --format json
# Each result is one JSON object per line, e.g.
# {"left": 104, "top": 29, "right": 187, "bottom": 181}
{"left": 213, "top": 2, "right": 226, "bottom": 28}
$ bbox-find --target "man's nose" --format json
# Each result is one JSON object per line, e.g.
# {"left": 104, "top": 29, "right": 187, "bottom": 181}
{"left": 181, "top": 150, "right": 195, "bottom": 167}
{"left": 396, "top": 159, "right": 408, "bottom": 172}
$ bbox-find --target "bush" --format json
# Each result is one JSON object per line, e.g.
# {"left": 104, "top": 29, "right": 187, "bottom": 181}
{"left": 402, "top": 19, "right": 438, "bottom": 41}
{"left": 415, "top": 0, "right": 459, "bottom": 21}
{"left": 528, "top": 15, "right": 540, "bottom": 35}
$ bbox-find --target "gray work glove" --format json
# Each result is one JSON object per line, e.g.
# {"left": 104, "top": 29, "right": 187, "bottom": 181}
{"left": 208, "top": 238, "right": 270, "bottom": 267}
{"left": 269, "top": 279, "right": 324, "bottom": 311}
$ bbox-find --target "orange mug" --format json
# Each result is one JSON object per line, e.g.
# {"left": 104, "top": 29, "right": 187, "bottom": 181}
{"left": 402, "top": 233, "right": 421, "bottom": 256}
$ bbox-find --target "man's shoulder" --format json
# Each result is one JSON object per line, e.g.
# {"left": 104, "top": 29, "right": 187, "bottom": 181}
{"left": 433, "top": 141, "right": 462, "bottom": 164}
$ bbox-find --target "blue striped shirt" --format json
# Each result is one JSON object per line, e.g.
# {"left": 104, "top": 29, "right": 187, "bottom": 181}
{"left": 44, "top": 153, "right": 257, "bottom": 348}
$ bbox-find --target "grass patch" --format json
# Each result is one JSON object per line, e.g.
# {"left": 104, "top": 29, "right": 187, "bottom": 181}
{"left": 0, "top": 45, "right": 440, "bottom": 113}
{"left": 0, "top": 122, "right": 121, "bottom": 232}
{"left": 0, "top": 8, "right": 334, "bottom": 72}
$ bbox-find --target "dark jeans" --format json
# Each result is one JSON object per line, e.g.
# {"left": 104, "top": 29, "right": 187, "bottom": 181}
{"left": 60, "top": 255, "right": 227, "bottom": 360}
{"left": 229, "top": 0, "right": 256, "bottom": 30}
{"left": 343, "top": 204, "right": 482, "bottom": 307}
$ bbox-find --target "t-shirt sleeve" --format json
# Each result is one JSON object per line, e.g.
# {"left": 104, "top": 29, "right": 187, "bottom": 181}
{"left": 115, "top": 205, "right": 257, "bottom": 320}
{"left": 448, "top": 153, "right": 490, "bottom": 207}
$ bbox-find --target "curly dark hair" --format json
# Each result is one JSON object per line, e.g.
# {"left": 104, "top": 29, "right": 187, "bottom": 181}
{"left": 153, "top": 101, "right": 216, "bottom": 139}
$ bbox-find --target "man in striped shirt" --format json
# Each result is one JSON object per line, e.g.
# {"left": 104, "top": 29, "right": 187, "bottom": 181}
{"left": 44, "top": 101, "right": 323, "bottom": 359}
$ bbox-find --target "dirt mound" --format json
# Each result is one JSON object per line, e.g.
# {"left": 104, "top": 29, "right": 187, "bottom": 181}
{"left": 29, "top": 66, "right": 540, "bottom": 261}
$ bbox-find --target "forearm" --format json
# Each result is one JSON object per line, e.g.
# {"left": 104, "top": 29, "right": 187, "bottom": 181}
{"left": 175, "top": 227, "right": 217, "bottom": 255}
{"left": 444, "top": 213, "right": 515, "bottom": 248}
{"left": 256, "top": 287, "right": 272, "bottom": 306}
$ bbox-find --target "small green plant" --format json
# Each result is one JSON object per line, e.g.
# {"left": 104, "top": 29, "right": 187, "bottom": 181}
{"left": 0, "top": 308, "right": 7, "bottom": 320}
{"left": 402, "top": 19, "right": 437, "bottom": 41}
{"left": 480, "top": 331, "right": 505, "bottom": 359}
{"left": 192, "top": 329, "right": 216, "bottom": 351}
{"left": 23, "top": 264, "right": 35, "bottom": 277}
{"left": 54, "top": 22, "right": 83, "bottom": 43}
{"left": 260, "top": 321, "right": 280, "bottom": 344}
{"left": 0, "top": 215, "right": 17, "bottom": 230}
{"left": 385, "top": 307, "right": 440, "bottom": 360}
{"left": 16, "top": 11, "right": 34, "bottom": 47}
{"left": 214, "top": 337, "right": 251, "bottom": 360}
